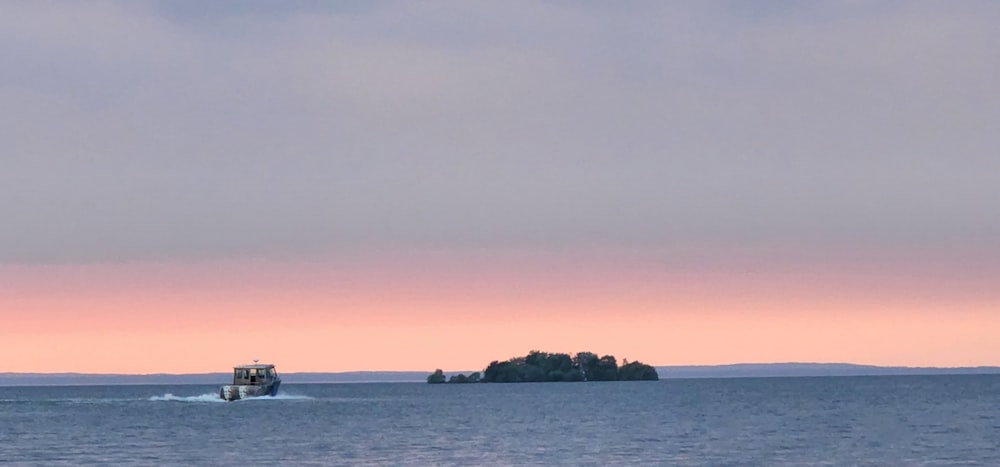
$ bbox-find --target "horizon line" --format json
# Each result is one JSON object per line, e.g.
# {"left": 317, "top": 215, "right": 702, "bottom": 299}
{"left": 6, "top": 362, "right": 1000, "bottom": 377}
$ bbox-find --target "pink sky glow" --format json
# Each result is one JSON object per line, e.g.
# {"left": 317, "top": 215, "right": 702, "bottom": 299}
{"left": 3, "top": 250, "right": 997, "bottom": 374}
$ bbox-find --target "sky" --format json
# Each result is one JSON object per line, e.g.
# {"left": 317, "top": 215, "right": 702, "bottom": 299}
{"left": 2, "top": 1, "right": 999, "bottom": 374}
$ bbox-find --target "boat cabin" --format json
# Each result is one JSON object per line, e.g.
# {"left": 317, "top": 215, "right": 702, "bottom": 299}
{"left": 232, "top": 363, "right": 278, "bottom": 386}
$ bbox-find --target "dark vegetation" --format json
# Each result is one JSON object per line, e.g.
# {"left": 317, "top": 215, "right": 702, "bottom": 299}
{"left": 427, "top": 350, "right": 658, "bottom": 384}
{"left": 426, "top": 369, "right": 481, "bottom": 384}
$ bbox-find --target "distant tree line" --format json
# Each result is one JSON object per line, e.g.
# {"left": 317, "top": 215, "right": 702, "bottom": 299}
{"left": 427, "top": 350, "right": 658, "bottom": 384}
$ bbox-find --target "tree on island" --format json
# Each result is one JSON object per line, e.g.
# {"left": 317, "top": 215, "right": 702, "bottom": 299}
{"left": 619, "top": 360, "right": 660, "bottom": 381}
{"left": 427, "top": 369, "right": 446, "bottom": 384}
{"left": 589, "top": 354, "right": 620, "bottom": 382}
{"left": 575, "top": 352, "right": 599, "bottom": 381}
{"left": 427, "top": 369, "right": 481, "bottom": 384}
{"left": 429, "top": 350, "right": 658, "bottom": 383}
{"left": 448, "top": 372, "right": 481, "bottom": 383}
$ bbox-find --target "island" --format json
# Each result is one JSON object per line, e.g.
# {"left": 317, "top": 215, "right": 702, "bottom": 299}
{"left": 427, "top": 350, "right": 659, "bottom": 383}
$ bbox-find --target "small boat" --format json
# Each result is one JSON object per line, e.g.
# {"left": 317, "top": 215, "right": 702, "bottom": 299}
{"left": 219, "top": 360, "right": 281, "bottom": 401}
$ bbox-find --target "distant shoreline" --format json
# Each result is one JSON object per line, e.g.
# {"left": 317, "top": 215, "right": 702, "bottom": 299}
{"left": 3, "top": 363, "right": 1000, "bottom": 386}
{"left": 658, "top": 363, "right": 1000, "bottom": 379}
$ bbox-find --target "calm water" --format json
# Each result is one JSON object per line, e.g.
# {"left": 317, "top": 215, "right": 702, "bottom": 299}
{"left": 1, "top": 375, "right": 998, "bottom": 465}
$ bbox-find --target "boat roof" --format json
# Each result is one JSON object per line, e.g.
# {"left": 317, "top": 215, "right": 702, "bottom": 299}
{"left": 233, "top": 363, "right": 275, "bottom": 370}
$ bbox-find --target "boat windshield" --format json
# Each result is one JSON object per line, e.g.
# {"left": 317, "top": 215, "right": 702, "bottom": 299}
{"left": 231, "top": 366, "right": 276, "bottom": 384}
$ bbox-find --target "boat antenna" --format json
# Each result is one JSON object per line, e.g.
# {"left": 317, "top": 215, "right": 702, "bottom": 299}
{"left": 253, "top": 359, "right": 259, "bottom": 364}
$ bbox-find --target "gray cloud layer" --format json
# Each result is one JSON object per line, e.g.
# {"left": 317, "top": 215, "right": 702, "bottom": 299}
{"left": 2, "top": 1, "right": 998, "bottom": 263}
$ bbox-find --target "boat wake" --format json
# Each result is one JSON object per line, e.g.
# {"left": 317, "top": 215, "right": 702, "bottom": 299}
{"left": 149, "top": 393, "right": 226, "bottom": 403}
{"left": 149, "top": 393, "right": 313, "bottom": 402}
{"left": 247, "top": 393, "right": 313, "bottom": 401}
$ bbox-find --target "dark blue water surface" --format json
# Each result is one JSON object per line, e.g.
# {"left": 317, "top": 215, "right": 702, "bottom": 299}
{"left": 1, "top": 375, "right": 998, "bottom": 465}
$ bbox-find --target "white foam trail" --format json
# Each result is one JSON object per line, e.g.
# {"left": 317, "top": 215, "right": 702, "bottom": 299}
{"left": 248, "top": 393, "right": 312, "bottom": 401}
{"left": 149, "top": 393, "right": 226, "bottom": 403}
{"left": 149, "top": 393, "right": 313, "bottom": 402}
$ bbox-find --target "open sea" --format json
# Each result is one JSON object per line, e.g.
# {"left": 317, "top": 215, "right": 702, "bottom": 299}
{"left": 1, "top": 375, "right": 998, "bottom": 465}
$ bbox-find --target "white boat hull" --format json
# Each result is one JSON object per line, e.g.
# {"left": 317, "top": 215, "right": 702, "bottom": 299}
{"left": 219, "top": 380, "right": 280, "bottom": 401}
